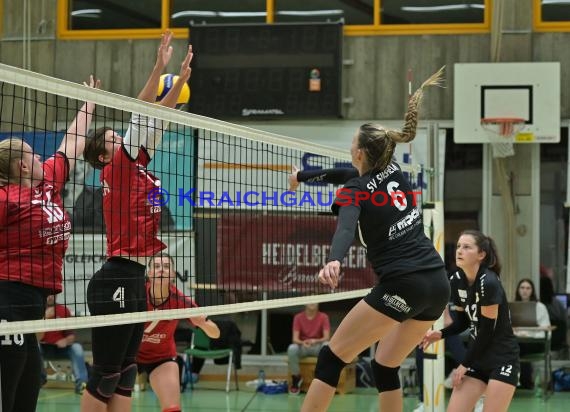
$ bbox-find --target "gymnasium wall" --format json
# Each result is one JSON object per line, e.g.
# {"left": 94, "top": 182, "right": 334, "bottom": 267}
{"left": 0, "top": 0, "right": 569, "bottom": 126}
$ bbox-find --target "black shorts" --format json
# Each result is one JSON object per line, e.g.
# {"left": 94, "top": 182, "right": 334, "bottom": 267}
{"left": 363, "top": 267, "right": 450, "bottom": 322}
{"left": 86, "top": 258, "right": 147, "bottom": 380}
{"left": 87, "top": 257, "right": 146, "bottom": 316}
{"left": 465, "top": 360, "right": 520, "bottom": 387}
{"left": 137, "top": 358, "right": 178, "bottom": 376}
{"left": 0, "top": 281, "right": 47, "bottom": 412}
{"left": 0, "top": 281, "right": 47, "bottom": 323}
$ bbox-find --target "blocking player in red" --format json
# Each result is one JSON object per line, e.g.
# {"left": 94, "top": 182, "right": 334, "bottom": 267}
{"left": 137, "top": 253, "right": 219, "bottom": 412}
{"left": 81, "top": 31, "right": 192, "bottom": 412}
{"left": 0, "top": 75, "right": 99, "bottom": 412}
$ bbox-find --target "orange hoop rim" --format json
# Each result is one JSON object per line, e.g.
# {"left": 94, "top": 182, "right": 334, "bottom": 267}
{"left": 480, "top": 117, "right": 525, "bottom": 125}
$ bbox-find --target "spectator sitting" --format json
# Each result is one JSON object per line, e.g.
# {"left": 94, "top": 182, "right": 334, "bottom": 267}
{"left": 514, "top": 278, "right": 551, "bottom": 336}
{"left": 514, "top": 278, "right": 551, "bottom": 389}
{"left": 39, "top": 295, "right": 89, "bottom": 394}
{"left": 287, "top": 303, "right": 330, "bottom": 395}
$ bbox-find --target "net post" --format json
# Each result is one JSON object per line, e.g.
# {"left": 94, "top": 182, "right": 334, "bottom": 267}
{"left": 261, "top": 291, "right": 268, "bottom": 357}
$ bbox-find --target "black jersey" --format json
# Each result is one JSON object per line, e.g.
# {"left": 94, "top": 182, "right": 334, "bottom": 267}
{"left": 449, "top": 268, "right": 520, "bottom": 369}
{"left": 328, "top": 162, "right": 443, "bottom": 279}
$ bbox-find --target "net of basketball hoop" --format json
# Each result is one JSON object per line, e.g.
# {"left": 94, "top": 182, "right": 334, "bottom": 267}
{"left": 481, "top": 117, "right": 526, "bottom": 158}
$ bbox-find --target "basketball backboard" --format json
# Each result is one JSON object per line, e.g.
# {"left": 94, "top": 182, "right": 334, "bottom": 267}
{"left": 454, "top": 62, "right": 560, "bottom": 144}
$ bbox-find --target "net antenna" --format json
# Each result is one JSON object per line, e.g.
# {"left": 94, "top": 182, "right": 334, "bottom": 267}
{"left": 480, "top": 117, "right": 526, "bottom": 158}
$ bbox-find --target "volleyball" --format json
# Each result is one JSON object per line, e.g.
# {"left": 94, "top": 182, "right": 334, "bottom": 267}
{"left": 156, "top": 74, "right": 190, "bottom": 105}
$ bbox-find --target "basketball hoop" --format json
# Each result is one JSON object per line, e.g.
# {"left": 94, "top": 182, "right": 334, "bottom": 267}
{"left": 481, "top": 117, "right": 526, "bottom": 158}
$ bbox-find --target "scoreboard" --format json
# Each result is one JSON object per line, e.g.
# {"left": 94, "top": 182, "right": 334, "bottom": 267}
{"left": 187, "top": 22, "right": 343, "bottom": 119}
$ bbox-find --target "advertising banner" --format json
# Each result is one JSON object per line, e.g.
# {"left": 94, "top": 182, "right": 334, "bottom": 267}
{"left": 216, "top": 214, "right": 375, "bottom": 292}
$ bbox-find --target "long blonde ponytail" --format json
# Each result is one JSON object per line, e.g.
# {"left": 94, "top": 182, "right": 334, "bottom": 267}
{"left": 357, "top": 66, "right": 445, "bottom": 172}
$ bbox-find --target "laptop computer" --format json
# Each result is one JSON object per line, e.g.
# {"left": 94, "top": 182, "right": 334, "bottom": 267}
{"left": 508, "top": 302, "right": 538, "bottom": 327}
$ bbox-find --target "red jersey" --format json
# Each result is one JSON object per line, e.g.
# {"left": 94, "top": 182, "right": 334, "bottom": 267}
{"left": 0, "top": 152, "right": 70, "bottom": 293}
{"left": 137, "top": 283, "right": 197, "bottom": 364}
{"left": 101, "top": 146, "right": 165, "bottom": 259}
{"left": 41, "top": 304, "right": 73, "bottom": 344}
{"left": 293, "top": 311, "right": 330, "bottom": 341}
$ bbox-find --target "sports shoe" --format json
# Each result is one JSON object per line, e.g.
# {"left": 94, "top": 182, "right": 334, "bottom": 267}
{"left": 75, "top": 382, "right": 87, "bottom": 395}
{"left": 474, "top": 396, "right": 485, "bottom": 412}
{"left": 289, "top": 375, "right": 303, "bottom": 395}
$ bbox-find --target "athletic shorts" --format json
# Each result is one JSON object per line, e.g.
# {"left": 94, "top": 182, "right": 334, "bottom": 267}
{"left": 0, "top": 281, "right": 47, "bottom": 324}
{"left": 363, "top": 267, "right": 450, "bottom": 322}
{"left": 85, "top": 258, "right": 147, "bottom": 401}
{"left": 137, "top": 357, "right": 178, "bottom": 376}
{"left": 87, "top": 257, "right": 146, "bottom": 316}
{"left": 0, "top": 281, "right": 47, "bottom": 412}
{"left": 465, "top": 360, "right": 520, "bottom": 387}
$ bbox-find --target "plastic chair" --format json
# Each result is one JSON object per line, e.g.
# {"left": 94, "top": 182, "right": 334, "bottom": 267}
{"left": 184, "top": 328, "right": 239, "bottom": 392}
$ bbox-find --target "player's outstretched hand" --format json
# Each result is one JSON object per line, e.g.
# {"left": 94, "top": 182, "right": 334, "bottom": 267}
{"left": 178, "top": 44, "right": 193, "bottom": 83}
{"left": 156, "top": 30, "right": 174, "bottom": 69}
{"left": 83, "top": 74, "right": 101, "bottom": 90}
{"left": 288, "top": 165, "right": 300, "bottom": 192}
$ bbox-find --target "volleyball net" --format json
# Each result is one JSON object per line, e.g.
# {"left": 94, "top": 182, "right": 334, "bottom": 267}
{"left": 0, "top": 63, "right": 433, "bottom": 335}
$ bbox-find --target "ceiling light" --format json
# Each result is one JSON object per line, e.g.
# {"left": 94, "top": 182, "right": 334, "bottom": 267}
{"left": 172, "top": 11, "right": 266, "bottom": 19}
{"left": 542, "top": 0, "right": 570, "bottom": 5}
{"left": 402, "top": 4, "right": 484, "bottom": 12}
{"left": 71, "top": 8, "right": 102, "bottom": 17}
{"left": 172, "top": 11, "right": 216, "bottom": 18}
{"left": 277, "top": 10, "right": 344, "bottom": 16}
{"left": 217, "top": 12, "right": 267, "bottom": 17}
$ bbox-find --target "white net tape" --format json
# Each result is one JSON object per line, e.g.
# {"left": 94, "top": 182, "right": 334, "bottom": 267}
{"left": 481, "top": 118, "right": 525, "bottom": 158}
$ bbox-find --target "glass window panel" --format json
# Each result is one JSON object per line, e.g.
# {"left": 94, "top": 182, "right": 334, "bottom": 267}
{"left": 275, "top": 0, "right": 374, "bottom": 25}
{"left": 171, "top": 0, "right": 266, "bottom": 27}
{"left": 70, "top": 0, "right": 161, "bottom": 30}
{"left": 381, "top": 0, "right": 485, "bottom": 25}
{"left": 541, "top": 1, "right": 570, "bottom": 22}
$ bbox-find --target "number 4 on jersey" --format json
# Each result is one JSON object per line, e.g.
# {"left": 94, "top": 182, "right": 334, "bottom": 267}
{"left": 113, "top": 286, "right": 125, "bottom": 308}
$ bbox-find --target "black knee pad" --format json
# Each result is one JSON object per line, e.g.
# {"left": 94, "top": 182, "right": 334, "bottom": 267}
{"left": 86, "top": 367, "right": 121, "bottom": 403}
{"left": 115, "top": 363, "right": 137, "bottom": 397}
{"left": 371, "top": 360, "right": 400, "bottom": 392}
{"left": 314, "top": 346, "right": 347, "bottom": 388}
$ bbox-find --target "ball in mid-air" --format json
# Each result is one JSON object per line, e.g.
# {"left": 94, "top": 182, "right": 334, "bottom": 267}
{"left": 156, "top": 74, "right": 190, "bottom": 105}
